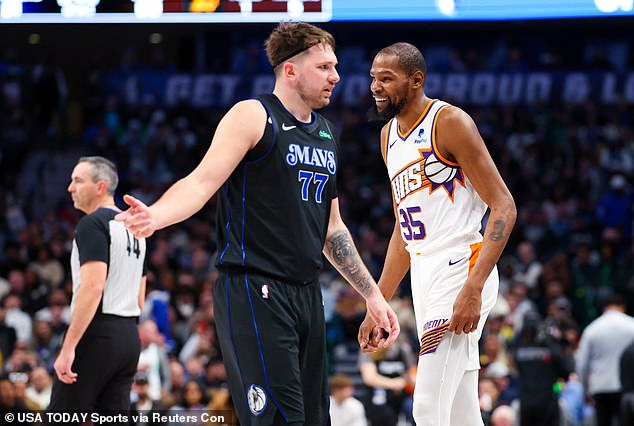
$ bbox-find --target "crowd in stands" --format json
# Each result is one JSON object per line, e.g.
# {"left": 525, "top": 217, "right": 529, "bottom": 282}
{"left": 0, "top": 24, "right": 633, "bottom": 425}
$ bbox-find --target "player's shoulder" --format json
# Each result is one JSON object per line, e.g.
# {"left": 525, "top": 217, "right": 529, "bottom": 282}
{"left": 230, "top": 99, "right": 268, "bottom": 117}
{"left": 437, "top": 103, "right": 468, "bottom": 121}
{"left": 74, "top": 210, "right": 110, "bottom": 242}
{"left": 436, "top": 102, "right": 478, "bottom": 134}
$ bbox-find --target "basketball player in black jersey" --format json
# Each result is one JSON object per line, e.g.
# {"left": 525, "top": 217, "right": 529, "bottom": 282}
{"left": 116, "top": 22, "right": 400, "bottom": 425}
{"left": 49, "top": 156, "right": 147, "bottom": 413}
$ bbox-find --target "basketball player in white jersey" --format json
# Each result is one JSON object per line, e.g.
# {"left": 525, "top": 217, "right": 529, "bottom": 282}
{"left": 358, "top": 43, "right": 516, "bottom": 425}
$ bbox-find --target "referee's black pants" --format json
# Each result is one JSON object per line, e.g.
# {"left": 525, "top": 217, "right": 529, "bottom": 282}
{"left": 49, "top": 314, "right": 140, "bottom": 412}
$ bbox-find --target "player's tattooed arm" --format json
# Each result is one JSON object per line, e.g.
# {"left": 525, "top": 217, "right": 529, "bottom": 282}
{"left": 325, "top": 230, "right": 374, "bottom": 298}
{"left": 489, "top": 220, "right": 506, "bottom": 241}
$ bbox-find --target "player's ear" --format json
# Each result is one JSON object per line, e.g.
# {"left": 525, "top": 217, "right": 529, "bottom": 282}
{"left": 412, "top": 70, "right": 424, "bottom": 89}
{"left": 97, "top": 180, "right": 108, "bottom": 196}
{"left": 282, "top": 61, "right": 297, "bottom": 81}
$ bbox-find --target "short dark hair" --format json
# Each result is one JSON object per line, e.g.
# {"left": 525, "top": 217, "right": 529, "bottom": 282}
{"left": 602, "top": 293, "right": 626, "bottom": 310}
{"left": 265, "top": 22, "right": 335, "bottom": 69}
{"left": 377, "top": 42, "right": 426, "bottom": 76}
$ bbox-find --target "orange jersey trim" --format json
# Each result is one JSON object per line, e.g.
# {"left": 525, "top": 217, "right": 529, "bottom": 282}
{"left": 397, "top": 99, "right": 437, "bottom": 140}
{"left": 468, "top": 242, "right": 482, "bottom": 275}
{"left": 382, "top": 118, "right": 393, "bottom": 163}
{"left": 431, "top": 105, "right": 460, "bottom": 167}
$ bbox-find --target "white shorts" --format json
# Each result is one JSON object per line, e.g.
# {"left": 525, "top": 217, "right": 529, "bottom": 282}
{"left": 409, "top": 242, "right": 499, "bottom": 426}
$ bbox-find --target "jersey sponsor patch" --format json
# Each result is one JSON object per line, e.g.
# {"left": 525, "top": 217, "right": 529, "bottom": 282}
{"left": 319, "top": 130, "right": 332, "bottom": 139}
{"left": 247, "top": 384, "right": 267, "bottom": 415}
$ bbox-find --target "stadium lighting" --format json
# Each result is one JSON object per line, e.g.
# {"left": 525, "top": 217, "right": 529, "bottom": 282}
{"left": 133, "top": 0, "right": 163, "bottom": 19}
{"left": 57, "top": 0, "right": 100, "bottom": 18}
{"left": 437, "top": 0, "right": 456, "bottom": 16}
{"left": 595, "top": 0, "right": 633, "bottom": 12}
{"left": 0, "top": 0, "right": 23, "bottom": 19}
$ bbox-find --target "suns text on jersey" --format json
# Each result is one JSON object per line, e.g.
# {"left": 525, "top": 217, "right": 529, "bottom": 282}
{"left": 391, "top": 161, "right": 430, "bottom": 205}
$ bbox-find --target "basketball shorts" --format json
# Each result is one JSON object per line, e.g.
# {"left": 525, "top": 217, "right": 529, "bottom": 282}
{"left": 409, "top": 242, "right": 498, "bottom": 426}
{"left": 213, "top": 269, "right": 329, "bottom": 426}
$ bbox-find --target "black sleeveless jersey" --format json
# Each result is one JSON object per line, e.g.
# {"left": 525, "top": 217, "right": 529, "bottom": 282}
{"left": 215, "top": 94, "right": 339, "bottom": 283}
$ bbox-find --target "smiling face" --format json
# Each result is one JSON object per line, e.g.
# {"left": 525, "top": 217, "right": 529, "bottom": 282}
{"left": 369, "top": 52, "right": 415, "bottom": 121}
{"left": 292, "top": 43, "right": 340, "bottom": 110}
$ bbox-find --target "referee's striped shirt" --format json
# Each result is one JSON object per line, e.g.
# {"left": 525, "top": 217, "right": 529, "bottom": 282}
{"left": 70, "top": 207, "right": 146, "bottom": 317}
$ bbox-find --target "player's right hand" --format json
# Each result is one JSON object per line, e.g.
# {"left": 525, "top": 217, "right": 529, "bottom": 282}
{"left": 115, "top": 194, "right": 157, "bottom": 239}
{"left": 54, "top": 348, "right": 78, "bottom": 384}
{"left": 364, "top": 292, "right": 400, "bottom": 349}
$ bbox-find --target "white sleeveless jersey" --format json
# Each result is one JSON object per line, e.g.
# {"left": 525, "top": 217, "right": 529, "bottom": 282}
{"left": 385, "top": 99, "right": 487, "bottom": 254}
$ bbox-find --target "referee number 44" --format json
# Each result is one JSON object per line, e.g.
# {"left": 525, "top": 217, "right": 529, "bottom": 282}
{"left": 125, "top": 230, "right": 141, "bottom": 258}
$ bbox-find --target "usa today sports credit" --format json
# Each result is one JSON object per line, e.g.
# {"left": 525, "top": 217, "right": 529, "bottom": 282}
{"left": 6, "top": 411, "right": 232, "bottom": 424}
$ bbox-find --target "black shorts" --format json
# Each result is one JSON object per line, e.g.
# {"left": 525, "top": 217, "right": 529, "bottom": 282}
{"left": 213, "top": 269, "right": 328, "bottom": 425}
{"left": 49, "top": 314, "right": 140, "bottom": 412}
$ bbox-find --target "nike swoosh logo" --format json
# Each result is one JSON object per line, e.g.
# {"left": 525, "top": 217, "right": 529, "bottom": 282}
{"left": 449, "top": 257, "right": 466, "bottom": 266}
{"left": 282, "top": 124, "right": 296, "bottom": 131}
{"left": 389, "top": 139, "right": 397, "bottom": 148}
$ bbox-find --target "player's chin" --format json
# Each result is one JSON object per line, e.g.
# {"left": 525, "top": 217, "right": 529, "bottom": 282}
{"left": 312, "top": 97, "right": 331, "bottom": 110}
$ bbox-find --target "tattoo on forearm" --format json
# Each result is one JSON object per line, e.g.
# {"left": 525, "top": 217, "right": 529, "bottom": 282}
{"left": 327, "top": 231, "right": 373, "bottom": 297}
{"left": 490, "top": 220, "right": 506, "bottom": 241}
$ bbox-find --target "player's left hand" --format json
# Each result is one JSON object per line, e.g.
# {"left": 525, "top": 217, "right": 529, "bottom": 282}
{"left": 54, "top": 348, "right": 78, "bottom": 384}
{"left": 448, "top": 283, "right": 482, "bottom": 335}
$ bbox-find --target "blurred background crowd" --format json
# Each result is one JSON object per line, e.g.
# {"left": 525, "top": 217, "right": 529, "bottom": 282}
{"left": 0, "top": 19, "right": 633, "bottom": 426}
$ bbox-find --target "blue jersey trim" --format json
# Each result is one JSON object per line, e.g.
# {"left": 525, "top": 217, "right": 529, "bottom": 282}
{"left": 225, "top": 274, "right": 247, "bottom": 398}
{"left": 239, "top": 100, "right": 279, "bottom": 267}
{"left": 245, "top": 272, "right": 288, "bottom": 422}
{"left": 218, "top": 183, "right": 232, "bottom": 264}
{"left": 247, "top": 100, "right": 278, "bottom": 165}
{"left": 241, "top": 165, "right": 248, "bottom": 265}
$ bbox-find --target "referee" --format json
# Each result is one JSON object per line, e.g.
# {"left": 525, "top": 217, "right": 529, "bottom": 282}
{"left": 49, "top": 156, "right": 147, "bottom": 412}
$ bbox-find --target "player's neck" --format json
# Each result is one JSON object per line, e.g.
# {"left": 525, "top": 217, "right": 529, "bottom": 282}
{"left": 396, "top": 94, "right": 432, "bottom": 133}
{"left": 272, "top": 87, "right": 312, "bottom": 123}
{"left": 86, "top": 197, "right": 118, "bottom": 214}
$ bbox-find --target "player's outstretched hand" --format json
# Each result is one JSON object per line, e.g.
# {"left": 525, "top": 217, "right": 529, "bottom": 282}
{"left": 115, "top": 194, "right": 157, "bottom": 239}
{"left": 364, "top": 292, "right": 400, "bottom": 348}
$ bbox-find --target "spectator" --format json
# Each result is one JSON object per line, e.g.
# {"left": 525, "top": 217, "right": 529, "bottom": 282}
{"left": 359, "top": 340, "right": 415, "bottom": 426}
{"left": 138, "top": 319, "right": 171, "bottom": 402}
{"left": 479, "top": 376, "right": 501, "bottom": 424}
{"left": 513, "top": 241, "right": 543, "bottom": 290}
{"left": 25, "top": 366, "right": 52, "bottom": 410}
{"left": 129, "top": 371, "right": 166, "bottom": 425}
{"left": 329, "top": 373, "right": 367, "bottom": 426}
{"left": 576, "top": 295, "right": 634, "bottom": 426}
{"left": 168, "top": 380, "right": 208, "bottom": 425}
{"left": 490, "top": 405, "right": 517, "bottom": 426}
{"left": 0, "top": 373, "right": 30, "bottom": 415}
{"left": 619, "top": 338, "right": 634, "bottom": 426}
{"left": 2, "top": 292, "right": 32, "bottom": 345}
{"left": 514, "top": 311, "right": 572, "bottom": 426}
{"left": 0, "top": 303, "right": 17, "bottom": 366}
{"left": 27, "top": 245, "right": 64, "bottom": 289}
